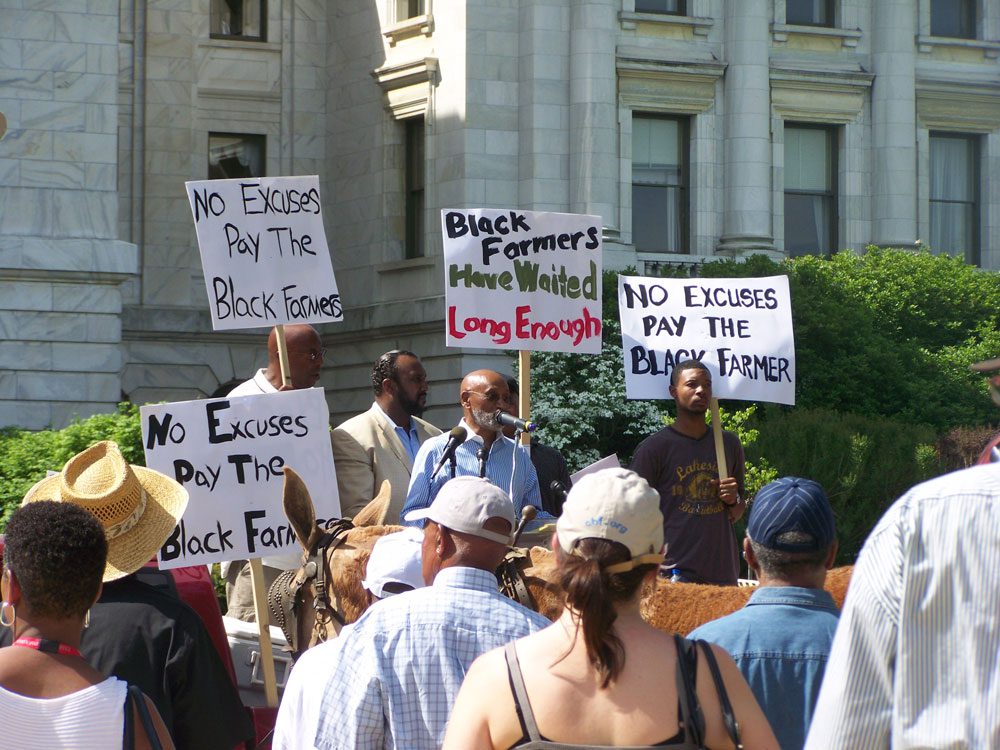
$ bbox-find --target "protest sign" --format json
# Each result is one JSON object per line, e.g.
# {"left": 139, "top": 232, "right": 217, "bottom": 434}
{"left": 141, "top": 388, "right": 340, "bottom": 569}
{"left": 569, "top": 454, "right": 621, "bottom": 485}
{"left": 185, "top": 175, "right": 342, "bottom": 331}
{"left": 442, "top": 208, "right": 603, "bottom": 354}
{"left": 619, "top": 275, "right": 795, "bottom": 404}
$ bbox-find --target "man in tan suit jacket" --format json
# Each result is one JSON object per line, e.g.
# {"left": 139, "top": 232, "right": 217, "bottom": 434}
{"left": 332, "top": 351, "right": 441, "bottom": 520}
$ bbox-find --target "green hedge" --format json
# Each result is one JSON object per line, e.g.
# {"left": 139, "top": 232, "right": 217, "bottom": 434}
{"left": 0, "top": 404, "right": 143, "bottom": 529}
{"left": 748, "top": 406, "right": 939, "bottom": 564}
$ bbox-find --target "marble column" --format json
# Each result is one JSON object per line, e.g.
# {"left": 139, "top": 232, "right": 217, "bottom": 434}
{"left": 718, "top": 0, "right": 774, "bottom": 255}
{"left": 568, "top": 0, "right": 617, "bottom": 227}
{"left": 871, "top": 0, "right": 917, "bottom": 247}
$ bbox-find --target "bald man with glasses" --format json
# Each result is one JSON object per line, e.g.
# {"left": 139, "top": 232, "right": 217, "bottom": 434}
{"left": 399, "top": 369, "right": 544, "bottom": 524}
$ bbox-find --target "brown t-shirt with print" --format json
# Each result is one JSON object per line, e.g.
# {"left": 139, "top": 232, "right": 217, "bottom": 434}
{"left": 629, "top": 425, "right": 745, "bottom": 585}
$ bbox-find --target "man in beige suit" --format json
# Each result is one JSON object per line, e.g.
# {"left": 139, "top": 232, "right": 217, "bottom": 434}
{"left": 332, "top": 351, "right": 441, "bottom": 520}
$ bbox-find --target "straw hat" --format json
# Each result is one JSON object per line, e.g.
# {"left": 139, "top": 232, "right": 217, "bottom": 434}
{"left": 22, "top": 441, "right": 188, "bottom": 582}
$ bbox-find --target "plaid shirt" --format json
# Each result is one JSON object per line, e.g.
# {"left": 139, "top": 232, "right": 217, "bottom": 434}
{"left": 314, "top": 566, "right": 550, "bottom": 750}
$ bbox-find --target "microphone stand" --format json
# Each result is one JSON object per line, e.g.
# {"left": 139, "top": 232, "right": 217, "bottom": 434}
{"left": 449, "top": 451, "right": 457, "bottom": 479}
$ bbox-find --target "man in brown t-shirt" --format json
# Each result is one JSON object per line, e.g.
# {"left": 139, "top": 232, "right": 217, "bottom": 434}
{"left": 628, "top": 360, "right": 746, "bottom": 584}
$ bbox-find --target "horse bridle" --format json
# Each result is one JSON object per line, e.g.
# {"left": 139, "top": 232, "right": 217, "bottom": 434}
{"left": 268, "top": 517, "right": 356, "bottom": 658}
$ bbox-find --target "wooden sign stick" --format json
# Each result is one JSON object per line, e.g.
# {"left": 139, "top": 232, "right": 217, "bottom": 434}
{"left": 247, "top": 324, "right": 288, "bottom": 708}
{"left": 710, "top": 397, "right": 729, "bottom": 481}
{"left": 518, "top": 351, "right": 531, "bottom": 447}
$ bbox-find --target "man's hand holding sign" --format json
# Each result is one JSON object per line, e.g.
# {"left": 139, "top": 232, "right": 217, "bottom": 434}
{"left": 620, "top": 275, "right": 795, "bottom": 584}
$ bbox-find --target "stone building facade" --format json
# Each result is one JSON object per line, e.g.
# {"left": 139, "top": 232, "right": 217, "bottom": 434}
{"left": 1, "top": 0, "right": 998, "bottom": 430}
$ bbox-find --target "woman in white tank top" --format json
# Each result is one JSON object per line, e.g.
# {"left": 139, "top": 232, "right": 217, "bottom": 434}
{"left": 0, "top": 501, "right": 173, "bottom": 749}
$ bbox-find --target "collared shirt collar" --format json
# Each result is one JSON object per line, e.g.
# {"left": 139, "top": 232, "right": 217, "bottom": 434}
{"left": 374, "top": 400, "right": 412, "bottom": 432}
{"left": 431, "top": 565, "right": 499, "bottom": 593}
{"left": 459, "top": 419, "right": 512, "bottom": 449}
{"left": 746, "top": 585, "right": 838, "bottom": 611}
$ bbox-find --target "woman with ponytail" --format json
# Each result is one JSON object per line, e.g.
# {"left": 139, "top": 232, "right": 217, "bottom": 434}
{"left": 444, "top": 468, "right": 777, "bottom": 750}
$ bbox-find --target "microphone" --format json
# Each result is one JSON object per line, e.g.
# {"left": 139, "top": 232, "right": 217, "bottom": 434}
{"left": 430, "top": 425, "right": 468, "bottom": 480}
{"left": 512, "top": 504, "right": 538, "bottom": 547}
{"left": 476, "top": 446, "right": 487, "bottom": 478}
{"left": 550, "top": 480, "right": 567, "bottom": 505}
{"left": 494, "top": 410, "right": 538, "bottom": 433}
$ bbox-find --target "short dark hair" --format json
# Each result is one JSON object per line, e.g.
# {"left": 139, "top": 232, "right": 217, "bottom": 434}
{"left": 372, "top": 350, "right": 419, "bottom": 396}
{"left": 670, "top": 359, "right": 710, "bottom": 387}
{"left": 505, "top": 376, "right": 518, "bottom": 397}
{"left": 749, "top": 532, "right": 830, "bottom": 578}
{"left": 3, "top": 501, "right": 107, "bottom": 619}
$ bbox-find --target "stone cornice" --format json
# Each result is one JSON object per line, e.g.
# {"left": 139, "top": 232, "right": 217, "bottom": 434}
{"left": 617, "top": 55, "right": 725, "bottom": 114}
{"left": 916, "top": 79, "right": 1000, "bottom": 131}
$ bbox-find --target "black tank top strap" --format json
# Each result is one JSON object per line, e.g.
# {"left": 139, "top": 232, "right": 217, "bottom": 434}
{"left": 505, "top": 642, "right": 543, "bottom": 743}
{"left": 672, "top": 634, "right": 705, "bottom": 746}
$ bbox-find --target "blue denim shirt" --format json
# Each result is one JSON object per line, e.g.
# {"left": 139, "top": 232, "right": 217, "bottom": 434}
{"left": 689, "top": 586, "right": 840, "bottom": 750}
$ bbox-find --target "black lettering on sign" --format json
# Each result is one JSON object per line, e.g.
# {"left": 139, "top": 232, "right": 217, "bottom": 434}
{"left": 716, "top": 348, "right": 791, "bottom": 382}
{"left": 622, "top": 282, "right": 668, "bottom": 310}
{"left": 212, "top": 276, "right": 277, "bottom": 321}
{"left": 206, "top": 400, "right": 233, "bottom": 444}
{"left": 191, "top": 188, "right": 225, "bottom": 222}
{"left": 267, "top": 227, "right": 316, "bottom": 257}
{"left": 629, "top": 346, "right": 706, "bottom": 376}
{"left": 281, "top": 284, "right": 342, "bottom": 320}
{"left": 704, "top": 317, "right": 751, "bottom": 338}
{"left": 146, "top": 412, "right": 185, "bottom": 449}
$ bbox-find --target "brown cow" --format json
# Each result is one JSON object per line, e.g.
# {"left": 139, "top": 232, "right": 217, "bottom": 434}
{"left": 509, "top": 545, "right": 853, "bottom": 635}
{"left": 275, "top": 468, "right": 853, "bottom": 653}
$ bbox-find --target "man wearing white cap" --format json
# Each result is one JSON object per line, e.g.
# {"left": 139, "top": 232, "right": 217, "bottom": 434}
{"left": 314, "top": 476, "right": 550, "bottom": 750}
{"left": 273, "top": 527, "right": 427, "bottom": 750}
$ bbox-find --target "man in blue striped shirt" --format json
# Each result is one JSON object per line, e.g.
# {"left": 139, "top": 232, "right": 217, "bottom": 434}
{"left": 400, "top": 369, "right": 544, "bottom": 523}
{"left": 313, "top": 477, "right": 550, "bottom": 750}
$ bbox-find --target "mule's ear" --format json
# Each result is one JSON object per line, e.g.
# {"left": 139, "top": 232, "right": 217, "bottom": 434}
{"left": 283, "top": 467, "right": 317, "bottom": 550}
{"left": 352, "top": 480, "right": 392, "bottom": 527}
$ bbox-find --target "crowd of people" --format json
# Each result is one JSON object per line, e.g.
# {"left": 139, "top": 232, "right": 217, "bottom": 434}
{"left": 1, "top": 324, "right": 999, "bottom": 749}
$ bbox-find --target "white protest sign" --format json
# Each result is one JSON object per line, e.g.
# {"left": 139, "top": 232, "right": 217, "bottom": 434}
{"left": 185, "top": 175, "right": 342, "bottom": 331}
{"left": 141, "top": 388, "right": 341, "bottom": 569}
{"left": 569, "top": 454, "right": 621, "bottom": 485}
{"left": 441, "top": 208, "right": 603, "bottom": 354}
{"left": 618, "top": 275, "right": 795, "bottom": 404}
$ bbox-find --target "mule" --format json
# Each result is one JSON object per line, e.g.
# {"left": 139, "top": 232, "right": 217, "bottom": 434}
{"left": 272, "top": 467, "right": 854, "bottom": 656}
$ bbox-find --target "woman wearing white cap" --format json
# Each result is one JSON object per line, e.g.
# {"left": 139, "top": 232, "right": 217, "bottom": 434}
{"left": 443, "top": 468, "right": 778, "bottom": 750}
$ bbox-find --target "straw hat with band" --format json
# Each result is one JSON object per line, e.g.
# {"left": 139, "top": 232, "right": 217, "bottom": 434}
{"left": 556, "top": 468, "right": 665, "bottom": 574}
{"left": 22, "top": 441, "right": 188, "bottom": 582}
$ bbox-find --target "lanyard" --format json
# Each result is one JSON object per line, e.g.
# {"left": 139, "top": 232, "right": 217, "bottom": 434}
{"left": 12, "top": 637, "right": 84, "bottom": 659}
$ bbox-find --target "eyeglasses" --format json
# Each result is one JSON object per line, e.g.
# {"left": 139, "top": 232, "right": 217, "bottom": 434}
{"left": 467, "top": 390, "right": 503, "bottom": 403}
{"left": 306, "top": 348, "right": 327, "bottom": 362}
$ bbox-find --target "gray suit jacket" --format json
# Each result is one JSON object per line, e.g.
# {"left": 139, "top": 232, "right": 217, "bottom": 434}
{"left": 331, "top": 404, "right": 441, "bottom": 521}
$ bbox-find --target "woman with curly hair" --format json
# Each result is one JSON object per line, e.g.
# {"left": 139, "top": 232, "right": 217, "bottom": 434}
{"left": 0, "top": 500, "right": 173, "bottom": 749}
{"left": 444, "top": 468, "right": 778, "bottom": 750}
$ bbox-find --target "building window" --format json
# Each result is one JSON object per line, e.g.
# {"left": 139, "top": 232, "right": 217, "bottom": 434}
{"left": 208, "top": 133, "right": 265, "bottom": 179}
{"left": 634, "top": 0, "right": 685, "bottom": 14}
{"left": 784, "top": 125, "right": 837, "bottom": 257}
{"left": 930, "top": 0, "right": 975, "bottom": 39}
{"left": 930, "top": 132, "right": 979, "bottom": 264}
{"left": 785, "top": 0, "right": 835, "bottom": 27}
{"left": 396, "top": 0, "right": 425, "bottom": 21}
{"left": 405, "top": 118, "right": 425, "bottom": 259}
{"left": 210, "top": 0, "right": 265, "bottom": 40}
{"left": 632, "top": 114, "right": 688, "bottom": 254}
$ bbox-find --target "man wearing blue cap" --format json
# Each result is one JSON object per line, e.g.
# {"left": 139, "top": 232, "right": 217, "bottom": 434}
{"left": 690, "top": 476, "right": 840, "bottom": 750}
